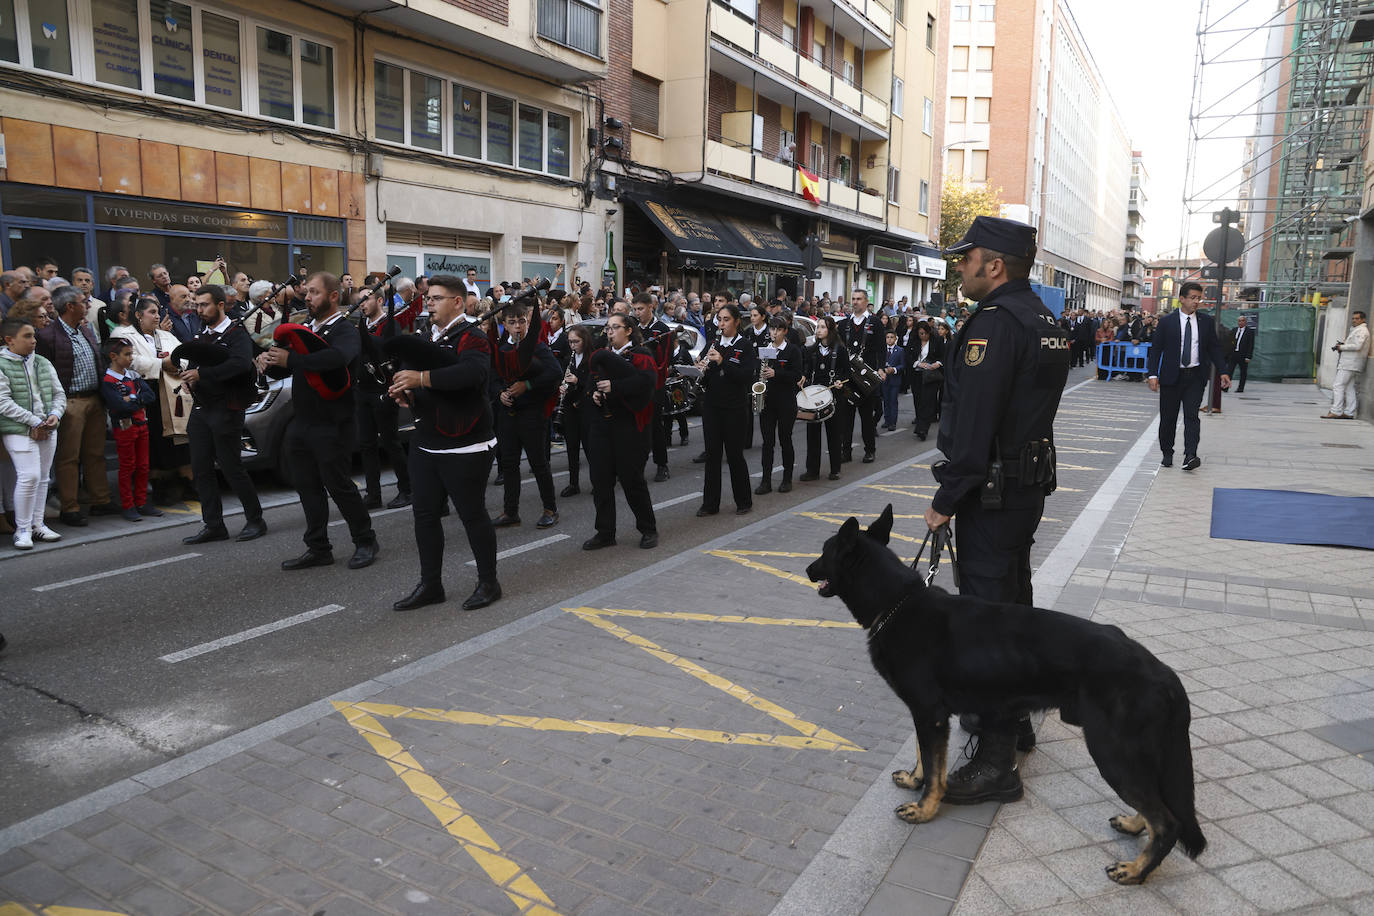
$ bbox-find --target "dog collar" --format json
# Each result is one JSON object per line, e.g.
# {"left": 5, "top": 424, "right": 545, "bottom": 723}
{"left": 869, "top": 592, "right": 914, "bottom": 638}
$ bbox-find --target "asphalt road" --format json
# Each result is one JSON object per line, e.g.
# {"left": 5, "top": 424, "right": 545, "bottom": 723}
{"left": 0, "top": 394, "right": 969, "bottom": 828}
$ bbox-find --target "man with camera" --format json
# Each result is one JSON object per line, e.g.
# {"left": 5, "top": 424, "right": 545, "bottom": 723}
{"left": 1324, "top": 310, "right": 1368, "bottom": 420}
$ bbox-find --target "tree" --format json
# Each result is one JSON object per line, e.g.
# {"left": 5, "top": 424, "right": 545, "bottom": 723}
{"left": 938, "top": 179, "right": 1003, "bottom": 300}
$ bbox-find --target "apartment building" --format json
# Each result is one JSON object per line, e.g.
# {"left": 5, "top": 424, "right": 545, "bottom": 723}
{"left": 939, "top": 0, "right": 1130, "bottom": 312}
{"left": 1123, "top": 150, "right": 1147, "bottom": 310}
{"left": 0, "top": 0, "right": 613, "bottom": 287}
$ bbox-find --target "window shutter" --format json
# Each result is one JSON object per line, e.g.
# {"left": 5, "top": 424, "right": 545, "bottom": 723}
{"left": 631, "top": 72, "right": 661, "bottom": 135}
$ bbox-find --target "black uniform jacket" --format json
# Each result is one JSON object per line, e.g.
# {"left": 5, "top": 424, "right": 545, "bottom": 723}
{"left": 760, "top": 339, "right": 803, "bottom": 412}
{"left": 289, "top": 313, "right": 361, "bottom": 426}
{"left": 699, "top": 334, "right": 757, "bottom": 410}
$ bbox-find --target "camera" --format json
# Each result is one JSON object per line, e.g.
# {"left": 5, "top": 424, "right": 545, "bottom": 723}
{"left": 1332, "top": 341, "right": 1343, "bottom": 351}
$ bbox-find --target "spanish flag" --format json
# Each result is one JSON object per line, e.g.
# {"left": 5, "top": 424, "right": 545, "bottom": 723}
{"left": 798, "top": 165, "right": 822, "bottom": 204}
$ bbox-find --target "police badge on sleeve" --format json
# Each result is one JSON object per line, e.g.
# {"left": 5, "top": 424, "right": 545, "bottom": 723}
{"left": 964, "top": 338, "right": 988, "bottom": 367}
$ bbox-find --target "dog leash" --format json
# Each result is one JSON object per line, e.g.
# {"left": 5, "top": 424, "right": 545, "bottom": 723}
{"left": 911, "top": 523, "right": 960, "bottom": 588}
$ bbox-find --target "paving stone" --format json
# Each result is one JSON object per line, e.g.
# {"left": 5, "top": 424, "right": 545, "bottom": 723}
{"left": 187, "top": 871, "right": 270, "bottom": 912}
{"left": 1273, "top": 801, "right": 1368, "bottom": 844}
{"left": 1276, "top": 848, "right": 1374, "bottom": 898}
{"left": 1153, "top": 871, "right": 1261, "bottom": 915}
{"left": 1218, "top": 859, "right": 1324, "bottom": 912}
{"left": 863, "top": 880, "right": 955, "bottom": 916}
{"left": 978, "top": 858, "right": 1077, "bottom": 911}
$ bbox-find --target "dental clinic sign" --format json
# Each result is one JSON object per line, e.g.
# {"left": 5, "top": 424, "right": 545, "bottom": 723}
{"left": 866, "top": 244, "right": 946, "bottom": 280}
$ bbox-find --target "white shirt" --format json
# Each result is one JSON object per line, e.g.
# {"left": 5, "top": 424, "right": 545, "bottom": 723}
{"left": 311, "top": 311, "right": 345, "bottom": 334}
{"left": 1179, "top": 312, "right": 1199, "bottom": 368}
{"left": 208, "top": 316, "right": 233, "bottom": 335}
{"left": 431, "top": 315, "right": 464, "bottom": 341}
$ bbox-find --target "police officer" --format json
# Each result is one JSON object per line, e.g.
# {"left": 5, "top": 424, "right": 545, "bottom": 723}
{"left": 923, "top": 216, "right": 1070, "bottom": 805}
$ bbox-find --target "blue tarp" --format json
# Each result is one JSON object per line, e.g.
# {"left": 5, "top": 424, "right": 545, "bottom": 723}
{"left": 1210, "top": 488, "right": 1374, "bottom": 550}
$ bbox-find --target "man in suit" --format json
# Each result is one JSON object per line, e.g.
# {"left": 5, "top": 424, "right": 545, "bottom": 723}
{"left": 1146, "top": 282, "right": 1230, "bottom": 471}
{"left": 1227, "top": 314, "right": 1255, "bottom": 393}
{"left": 1324, "top": 310, "right": 1368, "bottom": 419}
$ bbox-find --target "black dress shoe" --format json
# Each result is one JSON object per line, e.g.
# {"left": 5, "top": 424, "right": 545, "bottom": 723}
{"left": 439, "top": 502, "right": 451, "bottom": 517}
{"left": 582, "top": 533, "right": 617, "bottom": 550}
{"left": 1182, "top": 455, "right": 1202, "bottom": 471}
{"left": 387, "top": 492, "right": 412, "bottom": 509}
{"left": 236, "top": 520, "right": 268, "bottom": 542}
{"left": 679, "top": 434, "right": 688, "bottom": 446}
{"left": 560, "top": 484, "right": 581, "bottom": 498}
{"left": 348, "top": 540, "right": 379, "bottom": 569}
{"left": 735, "top": 505, "right": 752, "bottom": 516}
{"left": 491, "top": 513, "right": 521, "bottom": 527}
{"left": 362, "top": 492, "right": 383, "bottom": 510}
{"left": 841, "top": 450, "right": 853, "bottom": 464}
{"left": 536, "top": 510, "right": 559, "bottom": 529}
{"left": 462, "top": 580, "right": 502, "bottom": 610}
{"left": 828, "top": 471, "right": 841, "bottom": 481}
{"left": 394, "top": 581, "right": 445, "bottom": 611}
{"left": 183, "top": 525, "right": 230, "bottom": 545}
{"left": 654, "top": 465, "right": 670, "bottom": 482}
{"left": 862, "top": 450, "right": 876, "bottom": 463}
{"left": 778, "top": 478, "right": 792, "bottom": 493}
{"left": 137, "top": 503, "right": 164, "bottom": 517}
{"left": 282, "top": 549, "right": 334, "bottom": 570}
{"left": 88, "top": 502, "right": 120, "bottom": 516}
{"left": 59, "top": 511, "right": 88, "bottom": 527}
{"left": 639, "top": 531, "right": 659, "bottom": 549}
{"left": 691, "top": 452, "right": 707, "bottom": 464}
{"left": 755, "top": 480, "right": 772, "bottom": 495}
{"left": 799, "top": 471, "right": 819, "bottom": 482}
{"left": 1160, "top": 456, "right": 1173, "bottom": 468}
{"left": 696, "top": 506, "right": 719, "bottom": 517}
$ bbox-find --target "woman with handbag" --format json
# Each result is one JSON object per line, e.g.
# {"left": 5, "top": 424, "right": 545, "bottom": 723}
{"left": 910, "top": 322, "right": 944, "bottom": 441}
{"left": 113, "top": 297, "right": 193, "bottom": 503}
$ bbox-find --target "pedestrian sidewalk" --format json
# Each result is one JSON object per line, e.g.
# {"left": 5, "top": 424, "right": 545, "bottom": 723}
{"left": 1, "top": 380, "right": 1372, "bottom": 915}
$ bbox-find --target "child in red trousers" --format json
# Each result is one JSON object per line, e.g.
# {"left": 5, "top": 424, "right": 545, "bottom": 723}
{"left": 101, "top": 338, "right": 163, "bottom": 522}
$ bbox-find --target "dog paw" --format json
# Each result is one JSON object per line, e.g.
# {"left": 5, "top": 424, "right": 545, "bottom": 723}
{"left": 892, "top": 769, "right": 925, "bottom": 791}
{"left": 1109, "top": 814, "right": 1146, "bottom": 836}
{"left": 1105, "top": 862, "right": 1145, "bottom": 885}
{"left": 894, "top": 802, "right": 936, "bottom": 824}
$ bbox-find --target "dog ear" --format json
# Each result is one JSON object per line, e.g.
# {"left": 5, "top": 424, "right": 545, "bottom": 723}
{"left": 837, "top": 516, "right": 861, "bottom": 548}
{"left": 866, "top": 505, "right": 894, "bottom": 545}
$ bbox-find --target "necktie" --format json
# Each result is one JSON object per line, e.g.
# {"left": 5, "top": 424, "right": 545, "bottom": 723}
{"left": 1182, "top": 317, "right": 1193, "bottom": 368}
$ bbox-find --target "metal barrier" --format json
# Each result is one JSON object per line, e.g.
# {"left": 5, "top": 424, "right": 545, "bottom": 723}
{"left": 1096, "top": 341, "right": 1152, "bottom": 376}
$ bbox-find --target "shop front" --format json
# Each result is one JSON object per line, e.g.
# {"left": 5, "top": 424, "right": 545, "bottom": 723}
{"left": 861, "top": 242, "right": 945, "bottom": 312}
{"left": 0, "top": 183, "right": 347, "bottom": 285}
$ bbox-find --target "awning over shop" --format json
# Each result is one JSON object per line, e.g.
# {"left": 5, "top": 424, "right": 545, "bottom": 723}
{"left": 628, "top": 194, "right": 805, "bottom": 274}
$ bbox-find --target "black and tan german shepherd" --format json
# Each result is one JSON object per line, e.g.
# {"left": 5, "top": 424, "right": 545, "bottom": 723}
{"left": 806, "top": 506, "right": 1205, "bottom": 885}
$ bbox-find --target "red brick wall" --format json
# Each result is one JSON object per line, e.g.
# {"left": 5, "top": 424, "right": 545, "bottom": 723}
{"left": 441, "top": 0, "right": 508, "bottom": 26}
{"left": 988, "top": 0, "right": 1035, "bottom": 202}
{"left": 758, "top": 96, "right": 782, "bottom": 157}
{"left": 600, "top": 0, "right": 634, "bottom": 157}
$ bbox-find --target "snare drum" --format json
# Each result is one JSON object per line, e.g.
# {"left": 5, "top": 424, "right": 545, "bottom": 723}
{"left": 795, "top": 384, "right": 836, "bottom": 423}
{"left": 664, "top": 376, "right": 698, "bottom": 417}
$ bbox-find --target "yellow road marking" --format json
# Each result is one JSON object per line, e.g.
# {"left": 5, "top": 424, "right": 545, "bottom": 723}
{"left": 566, "top": 608, "right": 861, "bottom": 750}
{"left": 575, "top": 606, "right": 860, "bottom": 629}
{"left": 705, "top": 548, "right": 817, "bottom": 588}
{"left": 863, "top": 483, "right": 939, "bottom": 496}
{"left": 333, "top": 703, "right": 561, "bottom": 916}
{"left": 798, "top": 511, "right": 928, "bottom": 544}
{"left": 0, "top": 906, "right": 135, "bottom": 916}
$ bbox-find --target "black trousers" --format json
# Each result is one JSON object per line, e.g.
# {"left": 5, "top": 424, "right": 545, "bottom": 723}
{"left": 759, "top": 404, "right": 796, "bottom": 479}
{"left": 1227, "top": 356, "right": 1249, "bottom": 392}
{"left": 913, "top": 378, "right": 940, "bottom": 436}
{"left": 188, "top": 405, "right": 262, "bottom": 528}
{"left": 701, "top": 404, "right": 752, "bottom": 511}
{"left": 649, "top": 393, "right": 669, "bottom": 468}
{"left": 410, "top": 444, "right": 496, "bottom": 584}
{"left": 287, "top": 419, "right": 374, "bottom": 551}
{"left": 804, "top": 412, "right": 844, "bottom": 476}
{"left": 661, "top": 402, "right": 687, "bottom": 442}
{"left": 498, "top": 405, "right": 557, "bottom": 515}
{"left": 954, "top": 494, "right": 1043, "bottom": 607}
{"left": 1158, "top": 367, "right": 1207, "bottom": 459}
{"left": 356, "top": 390, "right": 411, "bottom": 496}
{"left": 562, "top": 404, "right": 592, "bottom": 488}
{"left": 843, "top": 391, "right": 879, "bottom": 453}
{"left": 586, "top": 411, "right": 656, "bottom": 537}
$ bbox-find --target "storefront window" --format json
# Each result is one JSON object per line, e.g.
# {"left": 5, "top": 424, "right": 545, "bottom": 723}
{"left": 256, "top": 27, "right": 294, "bottom": 121}
{"left": 547, "top": 112, "right": 570, "bottom": 177}
{"left": 453, "top": 85, "right": 481, "bottom": 159}
{"left": 0, "top": 185, "right": 87, "bottom": 221}
{"left": 149, "top": 0, "right": 194, "bottom": 100}
{"left": 0, "top": 0, "right": 17, "bottom": 63}
{"left": 29, "top": 0, "right": 73, "bottom": 73}
{"left": 410, "top": 70, "right": 442, "bottom": 151}
{"left": 201, "top": 11, "right": 241, "bottom": 110}
{"left": 518, "top": 104, "right": 543, "bottom": 171}
{"left": 487, "top": 95, "right": 513, "bottom": 165}
{"left": 299, "top": 39, "right": 333, "bottom": 128}
{"left": 98, "top": 230, "right": 290, "bottom": 293}
{"left": 374, "top": 61, "right": 405, "bottom": 143}
{"left": 91, "top": 0, "right": 140, "bottom": 89}
{"left": 293, "top": 244, "right": 344, "bottom": 277}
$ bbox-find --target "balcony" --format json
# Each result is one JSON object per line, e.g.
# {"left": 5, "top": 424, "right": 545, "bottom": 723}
{"left": 710, "top": 4, "right": 890, "bottom": 135}
{"left": 705, "top": 139, "right": 886, "bottom": 220}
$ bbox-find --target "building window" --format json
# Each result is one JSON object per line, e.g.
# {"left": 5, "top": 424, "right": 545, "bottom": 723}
{"left": 975, "top": 46, "right": 993, "bottom": 70}
{"left": 843, "top": 58, "right": 855, "bottom": 85}
{"left": 3, "top": 0, "right": 334, "bottom": 128}
{"left": 631, "top": 71, "right": 661, "bottom": 135}
{"left": 891, "top": 76, "right": 904, "bottom": 117}
{"left": 926, "top": 13, "right": 935, "bottom": 50}
{"left": 536, "top": 0, "right": 603, "bottom": 57}
{"left": 947, "top": 148, "right": 965, "bottom": 176}
{"left": 953, "top": 3, "right": 969, "bottom": 20}
{"left": 919, "top": 179, "right": 929, "bottom": 215}
{"left": 922, "top": 97, "right": 933, "bottom": 135}
{"left": 373, "top": 60, "right": 575, "bottom": 178}
{"left": 893, "top": 0, "right": 903, "bottom": 24}
{"left": 779, "top": 128, "right": 795, "bottom": 162}
{"left": 1144, "top": 280, "right": 1154, "bottom": 297}
{"left": 888, "top": 167, "right": 900, "bottom": 203}
{"left": 978, "top": 2, "right": 994, "bottom": 19}
{"left": 810, "top": 141, "right": 824, "bottom": 176}
{"left": 949, "top": 97, "right": 967, "bottom": 121}
{"left": 970, "top": 149, "right": 988, "bottom": 181}
{"left": 973, "top": 96, "right": 990, "bottom": 122}
{"left": 951, "top": 45, "right": 968, "bottom": 70}
{"left": 782, "top": 22, "right": 795, "bottom": 46}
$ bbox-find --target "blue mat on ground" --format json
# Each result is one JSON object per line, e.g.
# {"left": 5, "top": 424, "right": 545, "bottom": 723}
{"left": 1210, "top": 488, "right": 1374, "bottom": 550}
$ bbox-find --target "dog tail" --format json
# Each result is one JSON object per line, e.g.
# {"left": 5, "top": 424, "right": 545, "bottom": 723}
{"left": 1163, "top": 691, "right": 1207, "bottom": 859}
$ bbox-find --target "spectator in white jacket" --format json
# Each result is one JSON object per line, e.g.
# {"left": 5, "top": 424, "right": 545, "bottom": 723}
{"left": 1324, "top": 310, "right": 1369, "bottom": 419}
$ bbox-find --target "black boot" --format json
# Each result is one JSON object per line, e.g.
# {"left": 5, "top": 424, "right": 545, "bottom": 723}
{"left": 754, "top": 477, "right": 772, "bottom": 495}
{"left": 778, "top": 474, "right": 792, "bottom": 493}
{"left": 943, "top": 728, "right": 1023, "bottom": 805}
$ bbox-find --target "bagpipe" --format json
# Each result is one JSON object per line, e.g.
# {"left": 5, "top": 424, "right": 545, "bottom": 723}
{"left": 170, "top": 273, "right": 300, "bottom": 371}
{"left": 588, "top": 344, "right": 657, "bottom": 431}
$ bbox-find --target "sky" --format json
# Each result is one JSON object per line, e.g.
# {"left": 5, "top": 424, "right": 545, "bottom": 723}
{"left": 1069, "top": 0, "right": 1274, "bottom": 261}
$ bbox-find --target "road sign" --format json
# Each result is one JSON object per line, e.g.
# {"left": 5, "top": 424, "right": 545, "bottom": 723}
{"left": 1203, "top": 226, "right": 1245, "bottom": 264}
{"left": 1200, "top": 265, "right": 1243, "bottom": 280}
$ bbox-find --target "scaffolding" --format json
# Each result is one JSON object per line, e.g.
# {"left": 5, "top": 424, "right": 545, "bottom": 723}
{"left": 1182, "top": 0, "right": 1374, "bottom": 305}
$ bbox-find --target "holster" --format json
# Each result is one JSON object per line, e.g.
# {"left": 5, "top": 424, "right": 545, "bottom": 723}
{"left": 1018, "top": 439, "right": 1057, "bottom": 492}
{"left": 981, "top": 459, "right": 1004, "bottom": 510}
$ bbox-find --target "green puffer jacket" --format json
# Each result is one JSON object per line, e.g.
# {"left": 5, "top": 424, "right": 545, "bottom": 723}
{"left": 0, "top": 349, "right": 64, "bottom": 436}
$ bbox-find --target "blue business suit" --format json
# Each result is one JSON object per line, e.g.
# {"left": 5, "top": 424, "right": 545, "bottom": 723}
{"left": 1146, "top": 309, "right": 1227, "bottom": 461}
{"left": 880, "top": 344, "right": 905, "bottom": 428}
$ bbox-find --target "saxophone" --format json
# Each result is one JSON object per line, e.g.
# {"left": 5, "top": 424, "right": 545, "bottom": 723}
{"left": 752, "top": 356, "right": 769, "bottom": 413}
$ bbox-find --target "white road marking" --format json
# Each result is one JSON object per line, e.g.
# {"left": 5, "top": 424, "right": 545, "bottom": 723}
{"left": 654, "top": 492, "right": 702, "bottom": 510}
{"left": 33, "top": 553, "right": 202, "bottom": 592}
{"left": 466, "top": 533, "right": 569, "bottom": 565}
{"left": 159, "top": 604, "right": 346, "bottom": 663}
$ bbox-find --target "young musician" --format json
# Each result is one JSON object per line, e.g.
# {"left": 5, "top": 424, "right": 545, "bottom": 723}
{"left": 490, "top": 303, "right": 561, "bottom": 530}
{"left": 582, "top": 315, "right": 659, "bottom": 550}
{"left": 630, "top": 294, "right": 673, "bottom": 482}
{"left": 179, "top": 284, "right": 265, "bottom": 543}
{"left": 258, "top": 272, "right": 378, "bottom": 571}
{"left": 388, "top": 274, "right": 500, "bottom": 611}
{"left": 695, "top": 303, "right": 756, "bottom": 516}
{"left": 755, "top": 316, "right": 802, "bottom": 495}
{"left": 558, "top": 324, "right": 596, "bottom": 497}
{"left": 356, "top": 289, "right": 411, "bottom": 510}
{"left": 801, "top": 315, "right": 850, "bottom": 481}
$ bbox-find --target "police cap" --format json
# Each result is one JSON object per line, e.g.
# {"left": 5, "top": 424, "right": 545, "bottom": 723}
{"left": 944, "top": 215, "right": 1037, "bottom": 258}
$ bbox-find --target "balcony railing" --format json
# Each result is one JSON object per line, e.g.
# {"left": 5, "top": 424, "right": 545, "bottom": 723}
{"left": 537, "top": 0, "right": 602, "bottom": 57}
{"left": 705, "top": 137, "right": 886, "bottom": 219}
{"left": 711, "top": 5, "right": 890, "bottom": 132}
